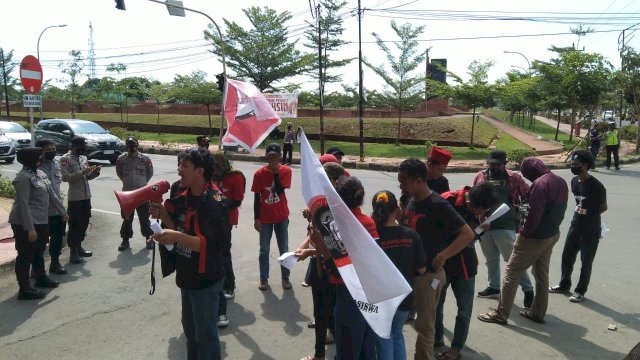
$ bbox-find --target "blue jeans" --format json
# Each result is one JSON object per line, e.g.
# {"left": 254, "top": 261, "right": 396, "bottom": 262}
{"left": 181, "top": 279, "right": 224, "bottom": 360}
{"left": 374, "top": 310, "right": 409, "bottom": 360}
{"left": 334, "top": 285, "right": 376, "bottom": 360}
{"left": 259, "top": 219, "right": 290, "bottom": 282}
{"left": 435, "top": 275, "right": 475, "bottom": 350}
{"left": 480, "top": 229, "right": 533, "bottom": 292}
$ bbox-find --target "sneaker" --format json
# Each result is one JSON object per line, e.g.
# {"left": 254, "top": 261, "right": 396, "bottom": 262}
{"left": 282, "top": 279, "right": 292, "bottom": 289}
{"left": 523, "top": 290, "right": 534, "bottom": 309}
{"left": 549, "top": 285, "right": 570, "bottom": 294}
{"left": 217, "top": 315, "right": 229, "bottom": 328}
{"left": 224, "top": 289, "right": 235, "bottom": 299}
{"left": 477, "top": 287, "right": 500, "bottom": 298}
{"left": 569, "top": 292, "right": 584, "bottom": 303}
{"left": 258, "top": 280, "right": 269, "bottom": 291}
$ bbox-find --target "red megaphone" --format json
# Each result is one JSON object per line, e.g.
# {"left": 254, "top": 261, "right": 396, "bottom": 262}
{"left": 114, "top": 180, "right": 170, "bottom": 218}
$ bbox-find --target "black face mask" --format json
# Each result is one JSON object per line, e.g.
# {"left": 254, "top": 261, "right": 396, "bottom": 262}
{"left": 570, "top": 166, "right": 583, "bottom": 175}
{"left": 488, "top": 168, "right": 506, "bottom": 178}
{"left": 76, "top": 147, "right": 85, "bottom": 155}
{"left": 44, "top": 151, "right": 56, "bottom": 161}
{"left": 128, "top": 145, "right": 137, "bottom": 153}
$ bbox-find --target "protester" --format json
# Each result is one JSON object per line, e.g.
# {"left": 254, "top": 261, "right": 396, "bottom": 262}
{"left": 604, "top": 121, "right": 621, "bottom": 170}
{"left": 10, "top": 147, "right": 67, "bottom": 300}
{"left": 589, "top": 125, "right": 603, "bottom": 170}
{"left": 371, "top": 190, "right": 427, "bottom": 360}
{"left": 426, "top": 146, "right": 452, "bottom": 194}
{"left": 326, "top": 147, "right": 345, "bottom": 164}
{"left": 472, "top": 150, "right": 534, "bottom": 309}
{"left": 550, "top": 150, "right": 607, "bottom": 303}
{"left": 197, "top": 135, "right": 211, "bottom": 150}
{"left": 478, "top": 157, "right": 568, "bottom": 325}
{"left": 398, "top": 158, "right": 474, "bottom": 360}
{"left": 60, "top": 136, "right": 100, "bottom": 264}
{"left": 149, "top": 147, "right": 229, "bottom": 360}
{"left": 36, "top": 139, "right": 67, "bottom": 275}
{"left": 283, "top": 122, "right": 295, "bottom": 165}
{"left": 115, "top": 136, "right": 154, "bottom": 251}
{"left": 252, "top": 143, "right": 293, "bottom": 290}
{"left": 436, "top": 183, "right": 498, "bottom": 360}
{"left": 212, "top": 151, "right": 246, "bottom": 327}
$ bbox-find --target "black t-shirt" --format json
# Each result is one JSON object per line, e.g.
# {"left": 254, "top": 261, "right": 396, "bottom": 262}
{"left": 571, "top": 175, "right": 606, "bottom": 228}
{"left": 427, "top": 176, "right": 450, "bottom": 195}
{"left": 591, "top": 129, "right": 601, "bottom": 147}
{"left": 403, "top": 192, "right": 467, "bottom": 272}
{"left": 377, "top": 225, "right": 427, "bottom": 310}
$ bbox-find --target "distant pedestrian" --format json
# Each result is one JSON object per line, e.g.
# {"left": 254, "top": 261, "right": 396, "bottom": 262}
{"left": 115, "top": 136, "right": 154, "bottom": 251}
{"left": 10, "top": 147, "right": 67, "bottom": 300}
{"left": 60, "top": 137, "right": 101, "bottom": 264}
{"left": 197, "top": 135, "right": 211, "bottom": 150}
{"left": 605, "top": 122, "right": 621, "bottom": 170}
{"left": 589, "top": 126, "right": 603, "bottom": 169}
{"left": 282, "top": 122, "right": 295, "bottom": 165}
{"left": 550, "top": 150, "right": 607, "bottom": 303}
{"left": 36, "top": 138, "right": 67, "bottom": 275}
{"left": 252, "top": 143, "right": 292, "bottom": 291}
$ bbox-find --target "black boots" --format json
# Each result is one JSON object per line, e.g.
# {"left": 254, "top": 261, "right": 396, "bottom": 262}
{"left": 118, "top": 239, "right": 130, "bottom": 251}
{"left": 78, "top": 246, "right": 92, "bottom": 257}
{"left": 49, "top": 259, "right": 67, "bottom": 275}
{"left": 18, "top": 288, "right": 46, "bottom": 300}
{"left": 70, "top": 246, "right": 84, "bottom": 264}
{"left": 34, "top": 275, "right": 59, "bottom": 288}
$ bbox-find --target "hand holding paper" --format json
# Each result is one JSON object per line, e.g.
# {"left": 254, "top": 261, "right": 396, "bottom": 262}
{"left": 475, "top": 203, "right": 510, "bottom": 234}
{"left": 278, "top": 252, "right": 299, "bottom": 270}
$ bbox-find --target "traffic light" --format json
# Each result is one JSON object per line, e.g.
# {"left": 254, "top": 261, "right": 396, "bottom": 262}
{"left": 216, "top": 73, "right": 225, "bottom": 92}
{"left": 115, "top": 0, "right": 126, "bottom": 10}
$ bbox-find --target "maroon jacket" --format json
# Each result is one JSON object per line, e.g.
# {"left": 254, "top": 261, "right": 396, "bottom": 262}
{"left": 519, "top": 158, "right": 569, "bottom": 239}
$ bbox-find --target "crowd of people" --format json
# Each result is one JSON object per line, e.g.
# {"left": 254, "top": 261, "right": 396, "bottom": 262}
{"left": 8, "top": 129, "right": 613, "bottom": 360}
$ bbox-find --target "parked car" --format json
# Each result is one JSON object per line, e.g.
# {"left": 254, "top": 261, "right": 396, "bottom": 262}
{"left": 602, "top": 110, "right": 614, "bottom": 121}
{"left": 0, "top": 121, "right": 32, "bottom": 148}
{"left": 0, "top": 132, "right": 17, "bottom": 163}
{"left": 34, "top": 119, "right": 123, "bottom": 164}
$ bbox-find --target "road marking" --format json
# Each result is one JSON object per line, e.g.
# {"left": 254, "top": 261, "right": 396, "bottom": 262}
{"left": 92, "top": 208, "right": 124, "bottom": 216}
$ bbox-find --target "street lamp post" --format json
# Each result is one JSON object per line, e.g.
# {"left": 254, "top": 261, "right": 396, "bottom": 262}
{"left": 503, "top": 50, "right": 531, "bottom": 70}
{"left": 36, "top": 24, "right": 67, "bottom": 136}
{"left": 148, "top": 0, "right": 227, "bottom": 149}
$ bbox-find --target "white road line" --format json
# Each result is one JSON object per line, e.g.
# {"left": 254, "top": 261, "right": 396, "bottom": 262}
{"left": 92, "top": 208, "right": 127, "bottom": 217}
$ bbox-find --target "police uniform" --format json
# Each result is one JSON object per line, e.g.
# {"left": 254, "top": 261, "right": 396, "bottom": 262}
{"left": 9, "top": 165, "right": 66, "bottom": 296}
{"left": 115, "top": 150, "right": 154, "bottom": 244}
{"left": 39, "top": 157, "right": 66, "bottom": 270}
{"left": 60, "top": 152, "right": 99, "bottom": 260}
{"left": 605, "top": 126, "right": 620, "bottom": 170}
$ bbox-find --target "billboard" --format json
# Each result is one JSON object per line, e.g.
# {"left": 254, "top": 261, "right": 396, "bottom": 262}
{"left": 264, "top": 93, "right": 298, "bottom": 118}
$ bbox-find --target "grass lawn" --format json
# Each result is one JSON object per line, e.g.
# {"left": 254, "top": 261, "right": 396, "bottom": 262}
{"left": 484, "top": 109, "right": 578, "bottom": 149}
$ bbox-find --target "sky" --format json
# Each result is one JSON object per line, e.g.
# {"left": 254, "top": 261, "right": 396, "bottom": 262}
{"left": 1, "top": 0, "right": 639, "bottom": 94}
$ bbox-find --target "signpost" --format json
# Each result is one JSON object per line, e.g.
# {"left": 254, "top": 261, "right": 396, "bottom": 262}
{"left": 19, "top": 55, "right": 43, "bottom": 145}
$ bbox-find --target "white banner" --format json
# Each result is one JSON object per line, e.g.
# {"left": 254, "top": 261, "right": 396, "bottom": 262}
{"left": 264, "top": 93, "right": 298, "bottom": 118}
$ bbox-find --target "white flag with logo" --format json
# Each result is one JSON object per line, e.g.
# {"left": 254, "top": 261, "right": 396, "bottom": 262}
{"left": 299, "top": 130, "right": 411, "bottom": 338}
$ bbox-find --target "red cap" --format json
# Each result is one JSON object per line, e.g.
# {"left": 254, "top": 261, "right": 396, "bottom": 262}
{"left": 319, "top": 153, "right": 338, "bottom": 164}
{"left": 428, "top": 146, "right": 452, "bottom": 166}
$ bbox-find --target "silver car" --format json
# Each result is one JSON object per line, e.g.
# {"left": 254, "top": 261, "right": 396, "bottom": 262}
{"left": 0, "top": 121, "right": 31, "bottom": 148}
{"left": 0, "top": 132, "right": 16, "bottom": 163}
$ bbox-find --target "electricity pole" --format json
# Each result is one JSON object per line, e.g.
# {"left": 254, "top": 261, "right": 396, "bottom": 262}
{"left": 358, "top": 0, "right": 364, "bottom": 162}
{"left": 1, "top": 49, "right": 10, "bottom": 117}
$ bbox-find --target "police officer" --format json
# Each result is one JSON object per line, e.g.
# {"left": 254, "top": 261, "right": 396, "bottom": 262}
{"left": 115, "top": 136, "right": 154, "bottom": 251}
{"left": 605, "top": 121, "right": 621, "bottom": 170}
{"left": 9, "top": 147, "right": 67, "bottom": 300}
{"left": 60, "top": 136, "right": 101, "bottom": 264}
{"left": 36, "top": 138, "right": 67, "bottom": 274}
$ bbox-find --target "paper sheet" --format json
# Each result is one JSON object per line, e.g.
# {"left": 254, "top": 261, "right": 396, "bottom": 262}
{"left": 474, "top": 203, "right": 510, "bottom": 234}
{"left": 278, "top": 252, "right": 299, "bottom": 270}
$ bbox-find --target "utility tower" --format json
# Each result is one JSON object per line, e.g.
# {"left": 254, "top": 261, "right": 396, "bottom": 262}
{"left": 88, "top": 22, "right": 97, "bottom": 79}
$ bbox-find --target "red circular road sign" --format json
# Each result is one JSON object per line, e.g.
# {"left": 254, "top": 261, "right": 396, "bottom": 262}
{"left": 20, "top": 55, "right": 43, "bottom": 94}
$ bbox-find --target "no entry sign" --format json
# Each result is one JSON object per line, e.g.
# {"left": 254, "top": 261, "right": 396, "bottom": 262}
{"left": 20, "top": 55, "right": 43, "bottom": 94}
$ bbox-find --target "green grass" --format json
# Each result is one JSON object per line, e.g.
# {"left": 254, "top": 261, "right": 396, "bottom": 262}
{"left": 484, "top": 109, "right": 577, "bottom": 149}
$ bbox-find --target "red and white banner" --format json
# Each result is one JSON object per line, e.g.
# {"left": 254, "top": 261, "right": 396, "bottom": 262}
{"left": 299, "top": 130, "right": 411, "bottom": 339}
{"left": 222, "top": 79, "right": 281, "bottom": 153}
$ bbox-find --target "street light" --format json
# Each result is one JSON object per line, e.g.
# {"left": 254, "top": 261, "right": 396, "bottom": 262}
{"left": 37, "top": 24, "right": 67, "bottom": 60}
{"left": 503, "top": 50, "right": 531, "bottom": 70}
{"left": 148, "top": 0, "right": 227, "bottom": 149}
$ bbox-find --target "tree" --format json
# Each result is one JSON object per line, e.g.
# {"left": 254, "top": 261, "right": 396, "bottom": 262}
{"left": 171, "top": 71, "right": 221, "bottom": 136}
{"left": 0, "top": 48, "right": 20, "bottom": 117}
{"left": 207, "top": 6, "right": 314, "bottom": 91}
{"left": 106, "top": 63, "right": 128, "bottom": 122}
{"left": 363, "top": 20, "right": 427, "bottom": 145}
{"left": 620, "top": 47, "right": 640, "bottom": 151}
{"left": 143, "top": 82, "right": 172, "bottom": 135}
{"left": 59, "top": 50, "right": 85, "bottom": 118}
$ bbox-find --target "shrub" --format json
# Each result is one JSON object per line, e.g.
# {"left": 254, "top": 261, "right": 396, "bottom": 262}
{"left": 508, "top": 148, "right": 538, "bottom": 165}
{"left": 108, "top": 127, "right": 142, "bottom": 141}
{"left": 0, "top": 172, "right": 15, "bottom": 198}
{"left": 620, "top": 125, "right": 637, "bottom": 142}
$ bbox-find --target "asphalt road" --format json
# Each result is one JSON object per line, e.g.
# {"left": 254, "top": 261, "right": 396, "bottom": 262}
{"left": 0, "top": 154, "right": 639, "bottom": 359}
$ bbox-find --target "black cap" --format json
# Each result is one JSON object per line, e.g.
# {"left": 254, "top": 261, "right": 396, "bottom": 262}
{"left": 126, "top": 136, "right": 138, "bottom": 145}
{"left": 71, "top": 136, "right": 87, "bottom": 147}
{"left": 17, "top": 147, "right": 43, "bottom": 168}
{"left": 487, "top": 150, "right": 507, "bottom": 164}
{"left": 265, "top": 143, "right": 281, "bottom": 155}
{"left": 196, "top": 135, "right": 210, "bottom": 143}
{"left": 326, "top": 146, "right": 344, "bottom": 156}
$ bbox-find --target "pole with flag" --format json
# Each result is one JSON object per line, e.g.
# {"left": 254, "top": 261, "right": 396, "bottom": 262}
{"left": 299, "top": 129, "right": 411, "bottom": 338}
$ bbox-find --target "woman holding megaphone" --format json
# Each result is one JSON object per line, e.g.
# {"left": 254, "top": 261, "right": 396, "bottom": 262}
{"left": 148, "top": 147, "right": 230, "bottom": 360}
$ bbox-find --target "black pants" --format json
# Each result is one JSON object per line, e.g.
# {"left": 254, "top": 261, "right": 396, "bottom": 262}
{"left": 12, "top": 224, "right": 48, "bottom": 290}
{"left": 606, "top": 145, "right": 619, "bottom": 169}
{"left": 282, "top": 143, "right": 293, "bottom": 164}
{"left": 312, "top": 283, "right": 336, "bottom": 358}
{"left": 48, "top": 215, "right": 65, "bottom": 260}
{"left": 120, "top": 202, "right": 153, "bottom": 240}
{"left": 590, "top": 145, "right": 600, "bottom": 168}
{"left": 559, "top": 224, "right": 600, "bottom": 295}
{"left": 67, "top": 199, "right": 91, "bottom": 248}
{"left": 222, "top": 226, "right": 235, "bottom": 291}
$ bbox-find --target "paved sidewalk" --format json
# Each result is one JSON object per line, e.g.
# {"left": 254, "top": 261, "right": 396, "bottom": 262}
{"left": 476, "top": 114, "right": 564, "bottom": 155}
{"left": 0, "top": 198, "right": 15, "bottom": 273}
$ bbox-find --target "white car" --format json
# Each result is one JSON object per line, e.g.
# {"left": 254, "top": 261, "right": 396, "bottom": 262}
{"left": 0, "top": 121, "right": 31, "bottom": 148}
{"left": 0, "top": 132, "right": 16, "bottom": 163}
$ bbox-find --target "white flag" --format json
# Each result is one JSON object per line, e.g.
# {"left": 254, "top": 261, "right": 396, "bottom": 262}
{"left": 299, "top": 130, "right": 411, "bottom": 338}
